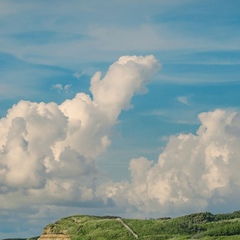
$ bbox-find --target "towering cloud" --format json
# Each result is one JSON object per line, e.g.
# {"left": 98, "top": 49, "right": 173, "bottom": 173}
{"left": 0, "top": 55, "right": 160, "bottom": 209}
{"left": 2, "top": 54, "right": 240, "bottom": 226}
{"left": 106, "top": 109, "right": 240, "bottom": 216}
{"left": 91, "top": 55, "right": 159, "bottom": 121}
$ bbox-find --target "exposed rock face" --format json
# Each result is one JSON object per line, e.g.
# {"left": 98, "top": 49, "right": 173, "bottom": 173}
{"left": 38, "top": 225, "right": 70, "bottom": 240}
{"left": 38, "top": 234, "right": 70, "bottom": 240}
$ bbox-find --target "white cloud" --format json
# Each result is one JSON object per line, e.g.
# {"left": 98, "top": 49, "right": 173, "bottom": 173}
{"left": 0, "top": 55, "right": 159, "bottom": 210}
{"left": 90, "top": 55, "right": 160, "bottom": 120}
{"left": 73, "top": 71, "right": 84, "bottom": 80}
{"left": 52, "top": 84, "right": 72, "bottom": 93}
{"left": 64, "top": 84, "right": 71, "bottom": 91}
{"left": 105, "top": 109, "right": 240, "bottom": 217}
{"left": 177, "top": 96, "right": 189, "bottom": 105}
{"left": 52, "top": 83, "right": 63, "bottom": 90}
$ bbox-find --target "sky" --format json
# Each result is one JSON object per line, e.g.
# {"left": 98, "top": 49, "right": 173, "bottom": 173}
{"left": 0, "top": 0, "right": 240, "bottom": 238}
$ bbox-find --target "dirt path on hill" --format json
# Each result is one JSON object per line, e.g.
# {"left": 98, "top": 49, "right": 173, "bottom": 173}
{"left": 117, "top": 218, "right": 138, "bottom": 239}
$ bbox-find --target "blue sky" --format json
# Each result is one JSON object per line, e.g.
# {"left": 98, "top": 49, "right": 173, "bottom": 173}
{"left": 1, "top": 0, "right": 240, "bottom": 238}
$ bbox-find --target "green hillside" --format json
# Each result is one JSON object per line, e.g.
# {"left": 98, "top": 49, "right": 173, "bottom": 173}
{"left": 38, "top": 210, "right": 240, "bottom": 240}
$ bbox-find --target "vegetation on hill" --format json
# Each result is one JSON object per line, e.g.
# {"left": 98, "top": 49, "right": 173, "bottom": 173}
{"left": 124, "top": 211, "right": 240, "bottom": 239}
{"left": 42, "top": 215, "right": 136, "bottom": 240}
{"left": 6, "top": 210, "right": 240, "bottom": 240}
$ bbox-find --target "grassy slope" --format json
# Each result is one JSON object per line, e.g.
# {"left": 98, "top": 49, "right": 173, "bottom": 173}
{"left": 43, "top": 215, "right": 136, "bottom": 240}
{"left": 41, "top": 211, "right": 240, "bottom": 240}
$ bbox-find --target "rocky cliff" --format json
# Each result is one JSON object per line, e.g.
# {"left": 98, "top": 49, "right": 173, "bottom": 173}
{"left": 38, "top": 234, "right": 70, "bottom": 240}
{"left": 38, "top": 224, "right": 70, "bottom": 240}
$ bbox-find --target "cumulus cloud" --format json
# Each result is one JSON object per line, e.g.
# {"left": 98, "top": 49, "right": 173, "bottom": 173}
{"left": 52, "top": 84, "right": 72, "bottom": 92}
{"left": 4, "top": 54, "right": 240, "bottom": 223}
{"left": 90, "top": 55, "right": 159, "bottom": 120}
{"left": 0, "top": 55, "right": 160, "bottom": 210}
{"left": 105, "top": 109, "right": 240, "bottom": 217}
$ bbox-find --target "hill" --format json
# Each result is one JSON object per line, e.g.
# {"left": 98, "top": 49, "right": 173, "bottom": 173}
{"left": 36, "top": 210, "right": 240, "bottom": 240}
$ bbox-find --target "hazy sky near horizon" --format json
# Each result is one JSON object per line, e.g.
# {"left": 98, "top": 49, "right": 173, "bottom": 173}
{"left": 1, "top": 0, "right": 240, "bottom": 238}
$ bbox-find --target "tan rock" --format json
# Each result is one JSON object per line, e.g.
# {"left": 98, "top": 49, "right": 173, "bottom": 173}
{"left": 38, "top": 234, "right": 70, "bottom": 240}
